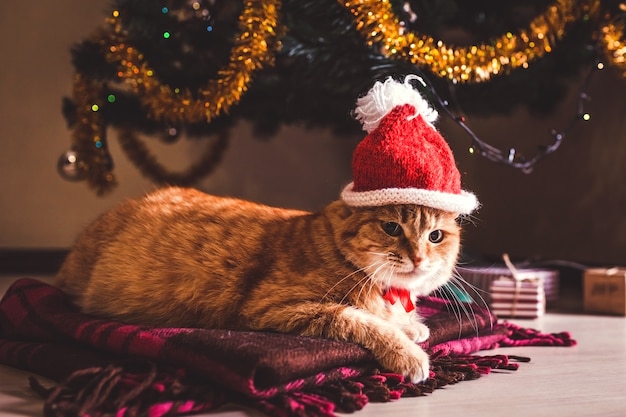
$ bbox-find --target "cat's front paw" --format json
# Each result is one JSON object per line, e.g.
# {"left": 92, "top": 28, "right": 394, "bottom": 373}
{"left": 403, "top": 322, "right": 430, "bottom": 343}
{"left": 379, "top": 341, "right": 430, "bottom": 383}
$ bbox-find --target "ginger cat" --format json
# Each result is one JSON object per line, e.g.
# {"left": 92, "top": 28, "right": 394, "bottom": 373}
{"left": 55, "top": 186, "right": 464, "bottom": 383}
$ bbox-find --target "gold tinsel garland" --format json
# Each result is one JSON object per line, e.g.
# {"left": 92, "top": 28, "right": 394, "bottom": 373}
{"left": 68, "top": 0, "right": 282, "bottom": 194}
{"left": 70, "top": 75, "right": 118, "bottom": 194}
{"left": 65, "top": 0, "right": 626, "bottom": 194}
{"left": 339, "top": 0, "right": 603, "bottom": 83}
{"left": 105, "top": 0, "right": 282, "bottom": 124}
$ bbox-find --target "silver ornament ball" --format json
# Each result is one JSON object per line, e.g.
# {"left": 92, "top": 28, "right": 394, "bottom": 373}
{"left": 57, "top": 150, "right": 86, "bottom": 181}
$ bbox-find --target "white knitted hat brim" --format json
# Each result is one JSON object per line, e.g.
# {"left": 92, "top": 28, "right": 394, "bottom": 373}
{"left": 340, "top": 182, "right": 479, "bottom": 214}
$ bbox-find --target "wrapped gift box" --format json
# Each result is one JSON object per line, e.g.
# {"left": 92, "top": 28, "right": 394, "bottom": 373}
{"left": 456, "top": 265, "right": 559, "bottom": 306}
{"left": 490, "top": 277, "right": 546, "bottom": 318}
{"left": 584, "top": 268, "right": 626, "bottom": 316}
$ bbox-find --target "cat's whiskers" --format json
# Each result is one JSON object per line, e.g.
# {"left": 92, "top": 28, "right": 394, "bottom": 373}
{"left": 341, "top": 274, "right": 372, "bottom": 306}
{"left": 353, "top": 273, "right": 375, "bottom": 308}
{"left": 439, "top": 278, "right": 481, "bottom": 337}
{"left": 386, "top": 264, "right": 395, "bottom": 289}
{"left": 322, "top": 258, "right": 387, "bottom": 305}
{"left": 451, "top": 271, "right": 491, "bottom": 311}
{"left": 434, "top": 285, "right": 465, "bottom": 338}
{"left": 366, "top": 251, "right": 395, "bottom": 272}
{"left": 367, "top": 261, "right": 386, "bottom": 297}
{"left": 434, "top": 270, "right": 493, "bottom": 337}
{"left": 349, "top": 252, "right": 404, "bottom": 306}
{"left": 348, "top": 260, "right": 389, "bottom": 305}
{"left": 320, "top": 262, "right": 379, "bottom": 302}
{"left": 364, "top": 261, "right": 395, "bottom": 306}
{"left": 350, "top": 265, "right": 375, "bottom": 306}
{"left": 450, "top": 270, "right": 493, "bottom": 330}
{"left": 367, "top": 251, "right": 393, "bottom": 257}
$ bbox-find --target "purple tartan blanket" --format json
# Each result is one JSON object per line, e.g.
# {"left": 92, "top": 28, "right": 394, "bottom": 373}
{"left": 0, "top": 278, "right": 575, "bottom": 417}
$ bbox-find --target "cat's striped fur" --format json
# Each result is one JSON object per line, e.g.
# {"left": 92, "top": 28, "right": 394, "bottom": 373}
{"left": 56, "top": 186, "right": 463, "bottom": 383}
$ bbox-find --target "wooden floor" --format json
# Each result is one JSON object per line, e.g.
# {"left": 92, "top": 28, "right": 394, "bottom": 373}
{"left": 1, "top": 275, "right": 625, "bottom": 417}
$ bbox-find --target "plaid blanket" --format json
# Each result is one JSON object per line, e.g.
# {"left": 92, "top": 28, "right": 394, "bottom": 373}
{"left": 0, "top": 278, "right": 575, "bottom": 417}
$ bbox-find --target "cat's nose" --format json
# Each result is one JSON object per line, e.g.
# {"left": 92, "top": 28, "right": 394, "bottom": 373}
{"left": 411, "top": 255, "right": 423, "bottom": 266}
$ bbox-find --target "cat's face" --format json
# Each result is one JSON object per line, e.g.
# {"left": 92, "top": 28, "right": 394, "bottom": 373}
{"left": 337, "top": 203, "right": 461, "bottom": 295}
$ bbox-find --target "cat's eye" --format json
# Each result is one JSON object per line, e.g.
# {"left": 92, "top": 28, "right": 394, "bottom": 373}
{"left": 382, "top": 221, "right": 403, "bottom": 237}
{"left": 429, "top": 230, "right": 444, "bottom": 243}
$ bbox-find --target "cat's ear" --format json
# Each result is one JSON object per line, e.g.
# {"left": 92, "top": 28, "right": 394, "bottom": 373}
{"left": 327, "top": 200, "right": 356, "bottom": 220}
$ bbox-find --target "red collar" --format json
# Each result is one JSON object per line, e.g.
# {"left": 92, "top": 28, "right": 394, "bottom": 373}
{"left": 382, "top": 287, "right": 415, "bottom": 313}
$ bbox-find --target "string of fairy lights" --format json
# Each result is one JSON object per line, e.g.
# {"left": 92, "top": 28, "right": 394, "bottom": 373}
{"left": 340, "top": 0, "right": 625, "bottom": 172}
{"left": 417, "top": 63, "right": 598, "bottom": 172}
{"left": 58, "top": 0, "right": 626, "bottom": 194}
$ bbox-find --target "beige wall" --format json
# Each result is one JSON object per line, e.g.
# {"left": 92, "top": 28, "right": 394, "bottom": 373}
{"left": 445, "top": 67, "right": 626, "bottom": 265}
{"left": 1, "top": 0, "right": 625, "bottom": 265}
{"left": 0, "top": 0, "right": 358, "bottom": 249}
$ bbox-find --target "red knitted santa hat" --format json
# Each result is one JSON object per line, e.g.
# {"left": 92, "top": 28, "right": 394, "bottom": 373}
{"left": 341, "top": 75, "right": 478, "bottom": 214}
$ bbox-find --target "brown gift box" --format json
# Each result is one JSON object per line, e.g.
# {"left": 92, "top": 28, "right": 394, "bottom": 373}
{"left": 583, "top": 268, "right": 626, "bottom": 316}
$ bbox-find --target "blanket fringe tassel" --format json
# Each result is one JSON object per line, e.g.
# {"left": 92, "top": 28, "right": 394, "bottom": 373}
{"left": 28, "top": 354, "right": 522, "bottom": 417}
{"left": 27, "top": 325, "right": 574, "bottom": 417}
{"left": 29, "top": 360, "right": 225, "bottom": 417}
{"left": 253, "top": 354, "right": 526, "bottom": 417}
{"left": 500, "top": 323, "right": 577, "bottom": 347}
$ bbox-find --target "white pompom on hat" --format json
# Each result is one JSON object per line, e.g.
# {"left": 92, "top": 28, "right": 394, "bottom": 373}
{"left": 340, "top": 75, "right": 478, "bottom": 214}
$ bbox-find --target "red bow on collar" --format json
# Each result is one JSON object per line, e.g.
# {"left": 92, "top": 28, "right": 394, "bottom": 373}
{"left": 382, "top": 287, "right": 415, "bottom": 313}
